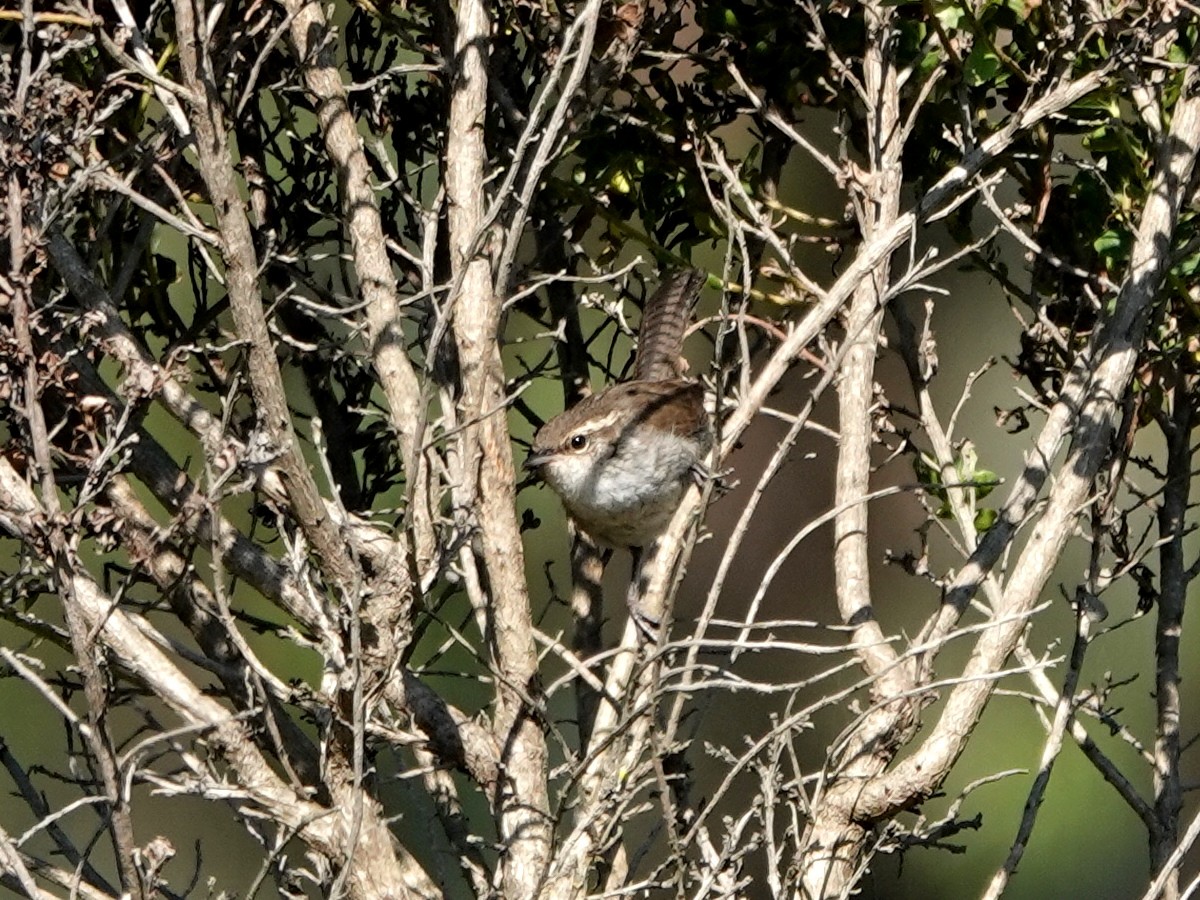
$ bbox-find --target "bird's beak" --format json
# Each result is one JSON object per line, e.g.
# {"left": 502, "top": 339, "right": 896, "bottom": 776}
{"left": 524, "top": 451, "right": 553, "bottom": 471}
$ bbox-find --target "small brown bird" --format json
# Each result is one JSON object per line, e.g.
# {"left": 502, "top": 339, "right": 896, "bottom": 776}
{"left": 525, "top": 269, "right": 711, "bottom": 550}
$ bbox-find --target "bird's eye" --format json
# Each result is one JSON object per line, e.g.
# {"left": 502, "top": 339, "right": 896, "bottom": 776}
{"left": 569, "top": 433, "right": 588, "bottom": 451}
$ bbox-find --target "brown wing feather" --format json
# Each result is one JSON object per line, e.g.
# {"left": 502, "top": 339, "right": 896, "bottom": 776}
{"left": 619, "top": 380, "right": 709, "bottom": 441}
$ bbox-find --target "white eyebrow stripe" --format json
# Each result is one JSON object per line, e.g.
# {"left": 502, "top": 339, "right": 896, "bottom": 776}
{"left": 572, "top": 410, "right": 623, "bottom": 437}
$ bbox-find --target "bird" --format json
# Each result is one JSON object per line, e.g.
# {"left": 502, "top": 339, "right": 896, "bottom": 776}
{"left": 525, "top": 268, "right": 712, "bottom": 551}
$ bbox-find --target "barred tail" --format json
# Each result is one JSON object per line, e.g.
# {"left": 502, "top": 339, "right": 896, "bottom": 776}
{"left": 633, "top": 268, "right": 705, "bottom": 382}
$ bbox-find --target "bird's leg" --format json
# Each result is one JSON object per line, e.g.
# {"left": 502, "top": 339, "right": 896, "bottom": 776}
{"left": 626, "top": 544, "right": 664, "bottom": 641}
{"left": 690, "top": 460, "right": 734, "bottom": 497}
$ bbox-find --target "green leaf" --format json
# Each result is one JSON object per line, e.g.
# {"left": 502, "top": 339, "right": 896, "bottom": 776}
{"left": 1085, "top": 126, "right": 1125, "bottom": 153}
{"left": 1175, "top": 251, "right": 1200, "bottom": 277}
{"left": 973, "top": 469, "right": 1000, "bottom": 500}
{"left": 608, "top": 169, "right": 633, "bottom": 195}
{"left": 964, "top": 43, "right": 1001, "bottom": 86}
{"left": 914, "top": 455, "right": 942, "bottom": 487}
{"left": 1093, "top": 230, "right": 1126, "bottom": 254}
{"left": 974, "top": 508, "right": 999, "bottom": 532}
{"left": 934, "top": 3, "right": 965, "bottom": 30}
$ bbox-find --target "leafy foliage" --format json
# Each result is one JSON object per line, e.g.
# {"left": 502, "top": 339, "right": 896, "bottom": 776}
{"left": 2, "top": 1, "right": 1199, "bottom": 898}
